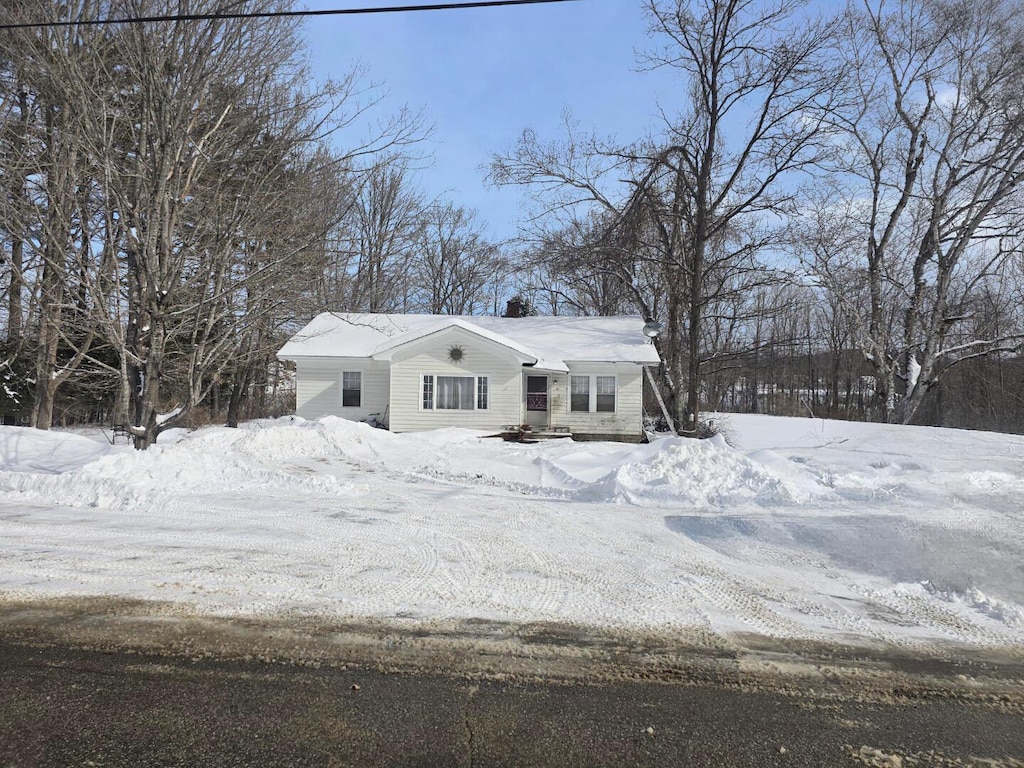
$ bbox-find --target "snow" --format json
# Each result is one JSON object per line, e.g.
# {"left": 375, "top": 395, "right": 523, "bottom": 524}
{"left": 906, "top": 353, "right": 921, "bottom": 399}
{"left": 371, "top": 317, "right": 561, "bottom": 370}
{"left": 0, "top": 428, "right": 109, "bottom": 474}
{"left": 156, "top": 405, "right": 185, "bottom": 426}
{"left": 276, "top": 312, "right": 661, "bottom": 369}
{"left": 0, "top": 413, "right": 1022, "bottom": 654}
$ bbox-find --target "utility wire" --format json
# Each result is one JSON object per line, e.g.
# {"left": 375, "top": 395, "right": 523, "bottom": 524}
{"left": 0, "top": 0, "right": 580, "bottom": 30}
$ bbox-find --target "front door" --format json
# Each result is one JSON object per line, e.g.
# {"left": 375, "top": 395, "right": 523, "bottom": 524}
{"left": 525, "top": 375, "right": 549, "bottom": 429}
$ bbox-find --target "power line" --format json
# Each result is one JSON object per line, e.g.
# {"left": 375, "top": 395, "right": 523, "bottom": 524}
{"left": 0, "top": 0, "right": 580, "bottom": 31}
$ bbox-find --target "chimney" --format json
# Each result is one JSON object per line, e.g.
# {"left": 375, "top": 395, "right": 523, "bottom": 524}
{"left": 505, "top": 298, "right": 522, "bottom": 318}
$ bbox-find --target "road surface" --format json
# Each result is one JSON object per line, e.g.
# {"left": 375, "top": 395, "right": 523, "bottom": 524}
{"left": 1, "top": 598, "right": 1022, "bottom": 767}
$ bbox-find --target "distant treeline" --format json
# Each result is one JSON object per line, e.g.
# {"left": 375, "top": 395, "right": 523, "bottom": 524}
{"left": 689, "top": 347, "right": 1024, "bottom": 436}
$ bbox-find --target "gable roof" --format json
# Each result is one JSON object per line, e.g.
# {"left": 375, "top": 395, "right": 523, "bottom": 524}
{"left": 371, "top": 317, "right": 542, "bottom": 363}
{"left": 277, "top": 313, "right": 661, "bottom": 370}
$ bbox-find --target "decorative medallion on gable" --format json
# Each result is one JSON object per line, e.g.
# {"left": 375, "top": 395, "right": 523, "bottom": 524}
{"left": 447, "top": 344, "right": 466, "bottom": 364}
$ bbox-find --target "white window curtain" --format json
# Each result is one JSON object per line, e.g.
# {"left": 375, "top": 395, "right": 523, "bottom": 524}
{"left": 596, "top": 376, "right": 616, "bottom": 412}
{"left": 436, "top": 376, "right": 474, "bottom": 410}
{"left": 570, "top": 375, "right": 590, "bottom": 412}
{"left": 570, "top": 374, "right": 616, "bottom": 412}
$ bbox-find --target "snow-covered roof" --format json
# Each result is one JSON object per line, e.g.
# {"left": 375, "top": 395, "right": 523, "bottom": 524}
{"left": 371, "top": 317, "right": 545, "bottom": 366}
{"left": 277, "top": 312, "right": 662, "bottom": 370}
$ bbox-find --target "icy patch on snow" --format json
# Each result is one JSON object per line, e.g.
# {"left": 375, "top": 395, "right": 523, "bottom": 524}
{"left": 670, "top": 512, "right": 1024, "bottom": 608}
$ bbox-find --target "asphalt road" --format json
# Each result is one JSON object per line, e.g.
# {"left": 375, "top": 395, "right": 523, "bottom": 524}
{"left": 1, "top": 601, "right": 1022, "bottom": 767}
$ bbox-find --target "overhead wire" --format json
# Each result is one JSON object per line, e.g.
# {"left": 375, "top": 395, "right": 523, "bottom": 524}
{"left": 0, "top": 0, "right": 580, "bottom": 30}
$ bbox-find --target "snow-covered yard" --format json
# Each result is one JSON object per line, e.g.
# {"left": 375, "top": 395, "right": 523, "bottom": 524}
{"left": 0, "top": 414, "right": 1021, "bottom": 654}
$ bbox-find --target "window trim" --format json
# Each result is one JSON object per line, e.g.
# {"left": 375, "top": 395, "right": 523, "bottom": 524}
{"left": 340, "top": 370, "right": 362, "bottom": 408}
{"left": 422, "top": 374, "right": 435, "bottom": 410}
{"left": 595, "top": 374, "right": 617, "bottom": 413}
{"left": 420, "top": 373, "right": 490, "bottom": 411}
{"left": 476, "top": 375, "right": 489, "bottom": 410}
{"left": 567, "top": 374, "right": 618, "bottom": 414}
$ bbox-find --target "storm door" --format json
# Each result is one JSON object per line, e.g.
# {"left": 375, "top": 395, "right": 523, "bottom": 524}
{"left": 525, "top": 375, "right": 549, "bottom": 429}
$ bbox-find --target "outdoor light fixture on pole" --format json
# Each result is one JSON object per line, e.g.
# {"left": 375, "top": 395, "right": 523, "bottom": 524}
{"left": 642, "top": 320, "right": 662, "bottom": 342}
{"left": 641, "top": 320, "right": 673, "bottom": 431}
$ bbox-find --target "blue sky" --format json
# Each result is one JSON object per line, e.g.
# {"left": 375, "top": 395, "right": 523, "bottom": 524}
{"left": 300, "top": 0, "right": 678, "bottom": 242}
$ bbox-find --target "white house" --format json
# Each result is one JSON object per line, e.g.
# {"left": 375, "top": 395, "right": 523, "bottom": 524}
{"left": 276, "top": 312, "right": 662, "bottom": 442}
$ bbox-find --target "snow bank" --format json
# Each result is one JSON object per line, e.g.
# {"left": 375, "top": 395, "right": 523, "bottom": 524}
{"left": 564, "top": 436, "right": 807, "bottom": 506}
{"left": 0, "top": 420, "right": 356, "bottom": 510}
{"left": 0, "top": 415, "right": 1017, "bottom": 514}
{"left": 0, "top": 426, "right": 110, "bottom": 474}
{"left": 0, "top": 415, "right": 1022, "bottom": 651}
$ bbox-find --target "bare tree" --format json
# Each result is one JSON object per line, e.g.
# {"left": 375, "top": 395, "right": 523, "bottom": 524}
{"left": 2, "top": 0, "right": 424, "bottom": 445}
{"left": 327, "top": 157, "right": 426, "bottom": 313}
{"left": 411, "top": 203, "right": 500, "bottom": 315}
{"left": 492, "top": 0, "right": 841, "bottom": 433}
{"left": 0, "top": 0, "right": 115, "bottom": 428}
{"left": 805, "top": 0, "right": 1024, "bottom": 424}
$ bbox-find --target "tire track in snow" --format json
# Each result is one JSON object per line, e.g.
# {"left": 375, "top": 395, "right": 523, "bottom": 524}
{"left": 4, "top": 417, "right": 1024, "bottom": 652}
{"left": 866, "top": 587, "right": 1018, "bottom": 647}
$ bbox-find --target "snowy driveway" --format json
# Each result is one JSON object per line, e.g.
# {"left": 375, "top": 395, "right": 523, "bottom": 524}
{"left": 0, "top": 414, "right": 1021, "bottom": 654}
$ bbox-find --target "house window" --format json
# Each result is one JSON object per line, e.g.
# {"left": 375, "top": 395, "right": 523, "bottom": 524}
{"left": 570, "top": 376, "right": 590, "bottom": 412}
{"left": 422, "top": 375, "right": 434, "bottom": 410}
{"left": 341, "top": 371, "right": 361, "bottom": 407}
{"left": 422, "top": 375, "right": 488, "bottom": 410}
{"left": 477, "top": 376, "right": 489, "bottom": 410}
{"left": 596, "top": 375, "right": 616, "bottom": 412}
{"left": 437, "top": 376, "right": 473, "bottom": 410}
{"left": 570, "top": 374, "right": 617, "bottom": 413}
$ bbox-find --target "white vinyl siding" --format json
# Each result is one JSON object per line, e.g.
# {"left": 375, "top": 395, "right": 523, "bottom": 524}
{"left": 293, "top": 357, "right": 389, "bottom": 422}
{"left": 557, "top": 364, "right": 643, "bottom": 438}
{"left": 389, "top": 327, "right": 522, "bottom": 431}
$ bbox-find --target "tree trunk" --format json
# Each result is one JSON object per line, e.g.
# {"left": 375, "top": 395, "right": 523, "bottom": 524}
{"left": 226, "top": 367, "right": 251, "bottom": 429}
{"left": 7, "top": 88, "right": 30, "bottom": 346}
{"left": 132, "top": 322, "right": 165, "bottom": 449}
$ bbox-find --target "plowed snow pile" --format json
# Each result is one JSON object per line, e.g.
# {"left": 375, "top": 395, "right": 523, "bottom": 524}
{"left": 573, "top": 435, "right": 811, "bottom": 506}
{"left": 0, "top": 414, "right": 1022, "bottom": 652}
